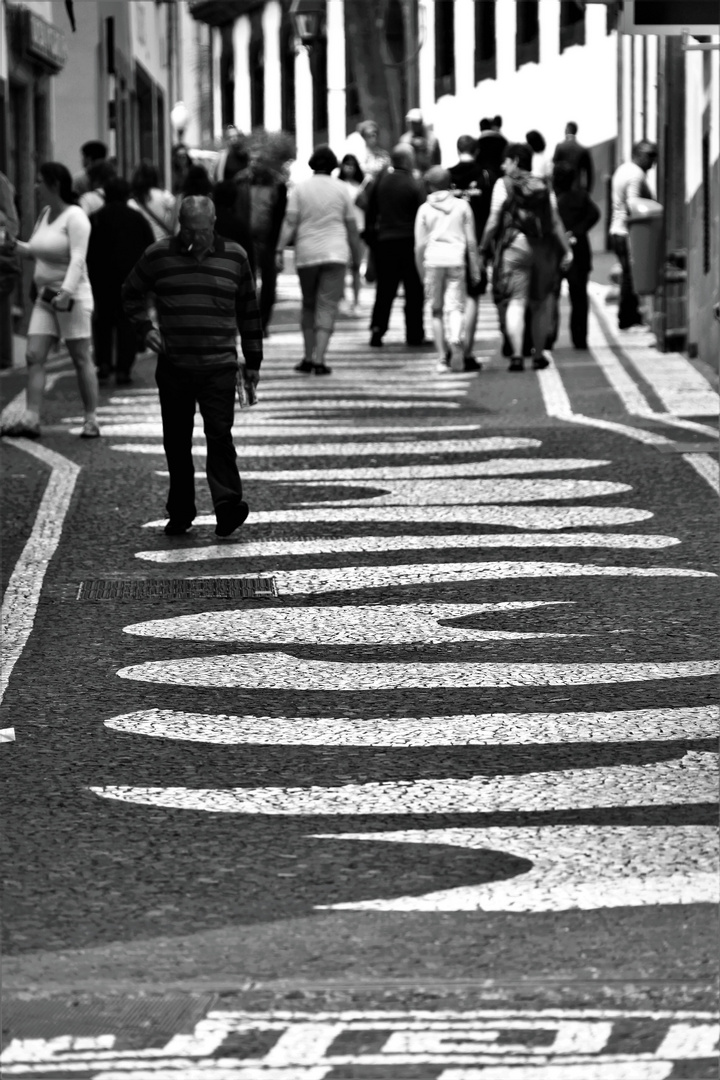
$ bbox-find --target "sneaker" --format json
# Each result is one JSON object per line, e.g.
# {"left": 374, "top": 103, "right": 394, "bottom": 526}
{"left": 215, "top": 500, "right": 249, "bottom": 538}
{"left": 164, "top": 519, "right": 193, "bottom": 536}
{"left": 313, "top": 362, "right": 332, "bottom": 375}
{"left": 508, "top": 356, "right": 525, "bottom": 372}
{"left": 294, "top": 359, "right": 314, "bottom": 373}
{"left": 532, "top": 353, "right": 551, "bottom": 370}
{"left": 436, "top": 360, "right": 451, "bottom": 373}
{"left": 79, "top": 420, "right": 101, "bottom": 438}
{"left": 369, "top": 330, "right": 383, "bottom": 347}
{"left": 1, "top": 418, "right": 41, "bottom": 439}
{"left": 463, "top": 356, "right": 482, "bottom": 372}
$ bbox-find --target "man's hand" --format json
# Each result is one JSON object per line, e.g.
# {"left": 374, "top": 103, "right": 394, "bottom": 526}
{"left": 145, "top": 328, "right": 163, "bottom": 353}
{"left": 275, "top": 250, "right": 284, "bottom": 271}
{"left": 244, "top": 367, "right": 260, "bottom": 387}
{"left": 560, "top": 251, "right": 573, "bottom": 272}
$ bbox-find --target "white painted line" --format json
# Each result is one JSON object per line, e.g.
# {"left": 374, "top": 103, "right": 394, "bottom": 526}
{"left": 0, "top": 727, "right": 16, "bottom": 742}
{"left": 134, "top": 533, "right": 681, "bottom": 563}
{"left": 143, "top": 506, "right": 654, "bottom": 529}
{"left": 116, "top": 652, "right": 720, "bottom": 691}
{"left": 0, "top": 442, "right": 80, "bottom": 705}
{"left": 89, "top": 751, "right": 718, "bottom": 814}
{"left": 315, "top": 827, "right": 718, "bottom": 912}
{"left": 624, "top": 348, "right": 719, "bottom": 418}
{"left": 103, "top": 705, "right": 719, "bottom": 746}
{"left": 116, "top": 436, "right": 540, "bottom": 458}
{"left": 683, "top": 453, "right": 720, "bottom": 496}
{"left": 302, "top": 478, "right": 632, "bottom": 505}
{"left": 440, "top": 1063, "right": 671, "bottom": 1078}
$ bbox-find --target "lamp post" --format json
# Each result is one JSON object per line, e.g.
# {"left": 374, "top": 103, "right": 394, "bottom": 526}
{"left": 170, "top": 100, "right": 190, "bottom": 145}
{"left": 289, "top": 0, "right": 326, "bottom": 164}
{"left": 289, "top": 0, "right": 325, "bottom": 50}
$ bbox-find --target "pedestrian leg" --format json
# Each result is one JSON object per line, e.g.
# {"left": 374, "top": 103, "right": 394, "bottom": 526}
{"left": 313, "top": 264, "right": 345, "bottom": 371}
{"left": 613, "top": 236, "right": 642, "bottom": 328}
{"left": 23, "top": 334, "right": 55, "bottom": 425}
{"left": 156, "top": 361, "right": 198, "bottom": 525}
{"left": 445, "top": 267, "right": 467, "bottom": 371}
{"left": 196, "top": 367, "right": 243, "bottom": 516}
{"left": 66, "top": 336, "right": 100, "bottom": 424}
{"left": 92, "top": 306, "right": 113, "bottom": 380}
{"left": 529, "top": 296, "right": 554, "bottom": 368}
{"left": 115, "top": 309, "right": 138, "bottom": 382}
{"left": 370, "top": 241, "right": 402, "bottom": 342}
{"left": 504, "top": 298, "right": 526, "bottom": 359}
{"left": 463, "top": 295, "right": 478, "bottom": 358}
{"left": 567, "top": 264, "right": 589, "bottom": 348}
{"left": 257, "top": 241, "right": 278, "bottom": 332}
{"left": 400, "top": 240, "right": 426, "bottom": 344}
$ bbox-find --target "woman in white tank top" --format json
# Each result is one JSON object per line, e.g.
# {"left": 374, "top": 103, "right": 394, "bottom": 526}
{"left": 1, "top": 161, "right": 100, "bottom": 439}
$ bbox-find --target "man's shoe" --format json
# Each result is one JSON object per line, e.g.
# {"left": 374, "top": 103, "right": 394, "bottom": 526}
{"left": 369, "top": 330, "right": 383, "bottom": 347}
{"left": 508, "top": 356, "right": 525, "bottom": 372}
{"left": 164, "top": 520, "right": 193, "bottom": 536}
{"left": 313, "top": 362, "right": 332, "bottom": 375}
{"left": 294, "top": 359, "right": 314, "bottom": 373}
{"left": 463, "top": 356, "right": 482, "bottom": 372}
{"left": 215, "top": 500, "right": 249, "bottom": 538}
{"left": 532, "top": 353, "right": 551, "bottom": 370}
{"left": 79, "top": 421, "right": 101, "bottom": 439}
{"left": 407, "top": 338, "right": 433, "bottom": 348}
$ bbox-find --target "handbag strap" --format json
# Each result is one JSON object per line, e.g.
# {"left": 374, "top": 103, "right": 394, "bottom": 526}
{"left": 136, "top": 199, "right": 173, "bottom": 236}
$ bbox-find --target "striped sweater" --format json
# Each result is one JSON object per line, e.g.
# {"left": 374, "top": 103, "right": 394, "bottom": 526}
{"left": 122, "top": 235, "right": 263, "bottom": 370}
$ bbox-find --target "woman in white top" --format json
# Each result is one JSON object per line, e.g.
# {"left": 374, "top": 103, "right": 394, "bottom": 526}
{"left": 337, "top": 153, "right": 367, "bottom": 311}
{"left": 1, "top": 161, "right": 99, "bottom": 439}
{"left": 275, "top": 145, "right": 363, "bottom": 376}
{"left": 128, "top": 161, "right": 177, "bottom": 241}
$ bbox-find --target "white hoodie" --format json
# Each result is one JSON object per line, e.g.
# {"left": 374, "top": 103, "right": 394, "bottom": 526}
{"left": 415, "top": 189, "right": 480, "bottom": 276}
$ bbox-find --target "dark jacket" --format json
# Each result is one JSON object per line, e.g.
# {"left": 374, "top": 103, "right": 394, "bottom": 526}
{"left": 365, "top": 167, "right": 424, "bottom": 243}
{"left": 87, "top": 202, "right": 155, "bottom": 305}
{"left": 448, "top": 159, "right": 490, "bottom": 239}
{"left": 553, "top": 138, "right": 595, "bottom": 193}
{"left": 475, "top": 131, "right": 508, "bottom": 183}
{"left": 214, "top": 208, "right": 256, "bottom": 275}
{"left": 556, "top": 189, "right": 601, "bottom": 274}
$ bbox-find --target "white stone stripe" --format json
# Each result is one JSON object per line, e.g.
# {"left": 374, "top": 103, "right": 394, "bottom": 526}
{"left": 623, "top": 348, "right": 719, "bottom": 417}
{"left": 116, "top": 654, "right": 720, "bottom": 691}
{"left": 272, "top": 561, "right": 711, "bottom": 594}
{"left": 135, "top": 533, "right": 681, "bottom": 563}
{"left": 103, "top": 706, "right": 719, "bottom": 746}
{"left": 143, "top": 507, "right": 653, "bottom": 529}
{"left": 88, "top": 751, "right": 718, "bottom": 814}
{"left": 118, "top": 436, "right": 539, "bottom": 457}
{"left": 0, "top": 442, "right": 80, "bottom": 705}
{"left": 304, "top": 479, "right": 631, "bottom": 505}
{"left": 439, "top": 1061, "right": 673, "bottom": 1077}
{"left": 315, "top": 827, "right": 718, "bottom": 912}
{"left": 240, "top": 459, "right": 611, "bottom": 481}
{"left": 683, "top": 452, "right": 720, "bottom": 496}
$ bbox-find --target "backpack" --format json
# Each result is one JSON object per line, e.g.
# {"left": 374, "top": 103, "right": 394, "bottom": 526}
{"left": 503, "top": 174, "right": 553, "bottom": 240}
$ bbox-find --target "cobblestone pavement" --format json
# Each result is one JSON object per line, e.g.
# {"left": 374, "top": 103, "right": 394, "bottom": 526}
{"left": 1, "top": 271, "right": 718, "bottom": 1077}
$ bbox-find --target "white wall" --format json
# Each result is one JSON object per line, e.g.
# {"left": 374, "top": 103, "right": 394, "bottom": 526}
{"left": 685, "top": 38, "right": 720, "bottom": 201}
{"left": 417, "top": 1, "right": 617, "bottom": 163}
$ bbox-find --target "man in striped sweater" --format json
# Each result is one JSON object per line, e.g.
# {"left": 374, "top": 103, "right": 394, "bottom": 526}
{"left": 122, "top": 196, "right": 262, "bottom": 538}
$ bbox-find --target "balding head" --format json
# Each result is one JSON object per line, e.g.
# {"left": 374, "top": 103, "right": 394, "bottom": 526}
{"left": 178, "top": 195, "right": 216, "bottom": 255}
{"left": 425, "top": 166, "right": 451, "bottom": 192}
{"left": 179, "top": 195, "right": 216, "bottom": 226}
{"left": 391, "top": 144, "right": 415, "bottom": 170}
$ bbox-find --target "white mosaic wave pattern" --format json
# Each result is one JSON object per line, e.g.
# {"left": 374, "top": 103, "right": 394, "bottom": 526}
{"left": 86, "top": 358, "right": 719, "bottom": 913}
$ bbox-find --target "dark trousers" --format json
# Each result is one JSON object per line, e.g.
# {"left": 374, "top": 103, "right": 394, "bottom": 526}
{"left": 93, "top": 300, "right": 138, "bottom": 376}
{"left": 566, "top": 261, "right": 590, "bottom": 347}
{"left": 612, "top": 234, "right": 642, "bottom": 328}
{"left": 370, "top": 238, "right": 425, "bottom": 343}
{"left": 155, "top": 360, "right": 242, "bottom": 524}
{"left": 254, "top": 240, "right": 278, "bottom": 331}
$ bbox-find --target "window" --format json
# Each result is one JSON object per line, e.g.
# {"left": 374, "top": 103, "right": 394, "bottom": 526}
{"left": 560, "top": 1, "right": 585, "bottom": 51}
{"left": 475, "top": 0, "right": 496, "bottom": 83}
{"left": 606, "top": 1, "right": 620, "bottom": 33}
{"left": 516, "top": 1, "right": 539, "bottom": 69}
{"left": 702, "top": 132, "right": 711, "bottom": 275}
{"left": 435, "top": 0, "right": 455, "bottom": 98}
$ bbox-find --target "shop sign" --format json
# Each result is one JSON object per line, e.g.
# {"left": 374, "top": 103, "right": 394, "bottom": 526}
{"left": 25, "top": 9, "right": 67, "bottom": 72}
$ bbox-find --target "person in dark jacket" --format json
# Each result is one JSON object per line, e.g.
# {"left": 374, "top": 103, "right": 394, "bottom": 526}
{"left": 553, "top": 121, "right": 595, "bottom": 193}
{"left": 366, "top": 144, "right": 426, "bottom": 348}
{"left": 212, "top": 180, "right": 256, "bottom": 276}
{"left": 87, "top": 177, "right": 155, "bottom": 384}
{"left": 550, "top": 161, "right": 601, "bottom": 349}
{"left": 475, "top": 116, "right": 508, "bottom": 185}
{"left": 249, "top": 157, "right": 288, "bottom": 335}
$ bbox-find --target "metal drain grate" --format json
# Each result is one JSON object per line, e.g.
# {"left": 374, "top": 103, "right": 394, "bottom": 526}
{"left": 75, "top": 577, "right": 278, "bottom": 600}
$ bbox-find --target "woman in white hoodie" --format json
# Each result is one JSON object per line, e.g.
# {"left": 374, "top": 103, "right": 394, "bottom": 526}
{"left": 414, "top": 166, "right": 481, "bottom": 372}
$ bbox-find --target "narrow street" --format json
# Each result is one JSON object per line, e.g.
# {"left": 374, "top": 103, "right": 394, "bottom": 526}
{"left": 1, "top": 270, "right": 718, "bottom": 1078}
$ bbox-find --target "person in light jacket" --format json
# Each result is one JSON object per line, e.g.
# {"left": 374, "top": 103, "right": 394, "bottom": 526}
{"left": 415, "top": 165, "right": 481, "bottom": 373}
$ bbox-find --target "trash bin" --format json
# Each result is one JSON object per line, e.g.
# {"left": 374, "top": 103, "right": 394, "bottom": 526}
{"left": 627, "top": 197, "right": 663, "bottom": 294}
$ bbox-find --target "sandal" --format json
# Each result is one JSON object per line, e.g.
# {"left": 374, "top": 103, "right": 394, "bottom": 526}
{"left": 79, "top": 420, "right": 101, "bottom": 439}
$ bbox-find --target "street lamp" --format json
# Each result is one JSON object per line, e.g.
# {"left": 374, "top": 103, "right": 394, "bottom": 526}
{"left": 170, "top": 100, "right": 190, "bottom": 142}
{"left": 289, "top": 0, "right": 325, "bottom": 50}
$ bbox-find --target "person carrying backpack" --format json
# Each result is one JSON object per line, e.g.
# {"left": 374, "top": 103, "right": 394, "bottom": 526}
{"left": 480, "top": 142, "right": 572, "bottom": 372}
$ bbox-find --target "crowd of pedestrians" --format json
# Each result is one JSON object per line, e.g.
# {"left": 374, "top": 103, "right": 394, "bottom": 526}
{"left": 0, "top": 112, "right": 654, "bottom": 535}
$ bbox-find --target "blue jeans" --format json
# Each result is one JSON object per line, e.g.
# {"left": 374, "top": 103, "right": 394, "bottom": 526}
{"left": 155, "top": 359, "right": 242, "bottom": 524}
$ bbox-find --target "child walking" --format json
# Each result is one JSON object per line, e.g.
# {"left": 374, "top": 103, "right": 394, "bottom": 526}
{"left": 414, "top": 166, "right": 481, "bottom": 372}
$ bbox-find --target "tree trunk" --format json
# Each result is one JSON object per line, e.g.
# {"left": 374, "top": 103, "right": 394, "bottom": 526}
{"left": 344, "top": 0, "right": 404, "bottom": 150}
